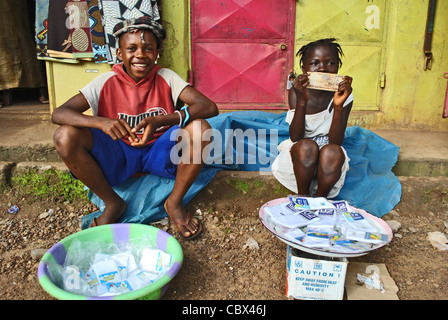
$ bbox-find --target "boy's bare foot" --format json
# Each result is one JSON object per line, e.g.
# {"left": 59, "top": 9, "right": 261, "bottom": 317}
{"left": 164, "top": 200, "right": 202, "bottom": 240}
{"left": 90, "top": 198, "right": 127, "bottom": 227}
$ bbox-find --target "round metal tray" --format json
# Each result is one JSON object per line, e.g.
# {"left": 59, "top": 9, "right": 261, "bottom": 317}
{"left": 259, "top": 197, "right": 393, "bottom": 258}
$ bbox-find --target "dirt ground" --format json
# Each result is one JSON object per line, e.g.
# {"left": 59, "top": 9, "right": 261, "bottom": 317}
{"left": 0, "top": 174, "right": 447, "bottom": 301}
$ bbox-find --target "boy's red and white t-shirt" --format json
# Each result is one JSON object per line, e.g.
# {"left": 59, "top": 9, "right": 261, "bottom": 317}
{"left": 80, "top": 63, "right": 189, "bottom": 144}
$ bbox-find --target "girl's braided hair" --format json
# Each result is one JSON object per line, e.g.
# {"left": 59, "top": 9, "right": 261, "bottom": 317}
{"left": 296, "top": 38, "right": 344, "bottom": 68}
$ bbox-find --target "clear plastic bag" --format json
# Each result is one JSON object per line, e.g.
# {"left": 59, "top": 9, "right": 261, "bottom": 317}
{"left": 48, "top": 234, "right": 173, "bottom": 297}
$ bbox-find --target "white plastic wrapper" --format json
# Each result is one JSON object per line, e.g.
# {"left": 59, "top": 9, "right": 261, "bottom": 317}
{"left": 339, "top": 211, "right": 378, "bottom": 232}
{"left": 289, "top": 196, "right": 336, "bottom": 210}
{"left": 48, "top": 235, "right": 173, "bottom": 297}
{"left": 301, "top": 228, "right": 331, "bottom": 248}
{"left": 308, "top": 208, "right": 337, "bottom": 229}
{"left": 283, "top": 228, "right": 306, "bottom": 244}
{"left": 139, "top": 248, "right": 173, "bottom": 274}
{"left": 91, "top": 259, "right": 121, "bottom": 285}
{"left": 345, "top": 230, "right": 389, "bottom": 244}
{"left": 330, "top": 200, "right": 353, "bottom": 212}
{"left": 265, "top": 202, "right": 320, "bottom": 228}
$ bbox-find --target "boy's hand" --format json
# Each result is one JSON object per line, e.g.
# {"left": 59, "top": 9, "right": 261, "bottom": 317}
{"left": 130, "top": 116, "right": 158, "bottom": 148}
{"left": 333, "top": 76, "right": 353, "bottom": 109}
{"left": 291, "top": 73, "right": 310, "bottom": 108}
{"left": 100, "top": 118, "right": 139, "bottom": 143}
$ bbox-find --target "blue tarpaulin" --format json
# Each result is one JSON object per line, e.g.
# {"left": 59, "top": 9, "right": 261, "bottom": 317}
{"left": 82, "top": 111, "right": 401, "bottom": 229}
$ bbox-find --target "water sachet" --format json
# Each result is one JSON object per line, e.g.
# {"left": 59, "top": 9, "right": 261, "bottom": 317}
{"left": 345, "top": 230, "right": 389, "bottom": 244}
{"left": 265, "top": 202, "right": 319, "bottom": 228}
{"left": 339, "top": 211, "right": 378, "bottom": 232}
{"left": 301, "top": 228, "right": 331, "bottom": 248}
{"left": 330, "top": 200, "right": 353, "bottom": 212}
{"left": 283, "top": 228, "right": 306, "bottom": 244}
{"left": 139, "top": 248, "right": 173, "bottom": 274}
{"left": 308, "top": 208, "right": 337, "bottom": 229}
{"left": 289, "top": 196, "right": 335, "bottom": 210}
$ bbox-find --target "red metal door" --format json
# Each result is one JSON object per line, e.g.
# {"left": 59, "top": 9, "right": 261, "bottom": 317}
{"left": 191, "top": 0, "right": 295, "bottom": 110}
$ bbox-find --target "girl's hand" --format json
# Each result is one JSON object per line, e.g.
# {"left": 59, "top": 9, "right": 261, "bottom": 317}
{"left": 291, "top": 73, "right": 310, "bottom": 108}
{"left": 333, "top": 76, "right": 353, "bottom": 109}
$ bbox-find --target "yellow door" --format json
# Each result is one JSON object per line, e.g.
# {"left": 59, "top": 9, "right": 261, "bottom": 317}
{"left": 295, "top": 0, "right": 389, "bottom": 110}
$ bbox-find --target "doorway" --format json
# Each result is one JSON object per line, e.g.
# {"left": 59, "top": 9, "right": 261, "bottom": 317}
{"left": 190, "top": 0, "right": 296, "bottom": 110}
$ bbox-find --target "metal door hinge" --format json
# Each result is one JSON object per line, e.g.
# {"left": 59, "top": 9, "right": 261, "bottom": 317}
{"left": 380, "top": 73, "right": 386, "bottom": 88}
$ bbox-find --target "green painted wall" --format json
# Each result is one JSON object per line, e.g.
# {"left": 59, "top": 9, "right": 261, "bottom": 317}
{"left": 158, "top": 0, "right": 190, "bottom": 81}
{"left": 376, "top": 0, "right": 447, "bottom": 131}
{"left": 160, "top": 0, "right": 448, "bottom": 131}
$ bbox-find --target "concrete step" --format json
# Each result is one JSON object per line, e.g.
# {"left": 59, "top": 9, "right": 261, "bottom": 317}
{"left": 1, "top": 102, "right": 447, "bottom": 177}
{"left": 1, "top": 134, "right": 446, "bottom": 178}
{"left": 374, "top": 131, "right": 448, "bottom": 177}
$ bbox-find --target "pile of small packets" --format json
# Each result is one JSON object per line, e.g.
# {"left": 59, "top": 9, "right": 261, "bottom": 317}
{"left": 265, "top": 196, "right": 389, "bottom": 253}
{"left": 48, "top": 236, "right": 173, "bottom": 297}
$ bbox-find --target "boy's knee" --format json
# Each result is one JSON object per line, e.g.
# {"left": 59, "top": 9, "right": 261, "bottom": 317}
{"left": 54, "top": 125, "right": 72, "bottom": 148}
{"left": 185, "top": 119, "right": 211, "bottom": 134}
{"left": 53, "top": 125, "right": 91, "bottom": 154}
{"left": 183, "top": 119, "right": 213, "bottom": 144}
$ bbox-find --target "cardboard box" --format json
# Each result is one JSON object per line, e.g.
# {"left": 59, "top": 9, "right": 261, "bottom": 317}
{"left": 345, "top": 262, "right": 399, "bottom": 300}
{"left": 286, "top": 246, "right": 348, "bottom": 300}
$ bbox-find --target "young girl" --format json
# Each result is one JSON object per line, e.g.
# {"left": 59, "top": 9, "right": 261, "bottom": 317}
{"left": 272, "top": 38, "right": 353, "bottom": 198}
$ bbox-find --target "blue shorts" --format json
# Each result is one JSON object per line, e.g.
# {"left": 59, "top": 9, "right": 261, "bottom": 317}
{"left": 89, "top": 125, "right": 179, "bottom": 186}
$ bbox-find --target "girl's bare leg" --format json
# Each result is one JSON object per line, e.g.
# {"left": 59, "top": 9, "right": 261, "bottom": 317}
{"left": 315, "top": 144, "right": 344, "bottom": 197}
{"left": 290, "top": 139, "right": 319, "bottom": 196}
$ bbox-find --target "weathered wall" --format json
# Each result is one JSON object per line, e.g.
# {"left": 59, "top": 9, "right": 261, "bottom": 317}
{"left": 160, "top": 0, "right": 448, "bottom": 131}
{"left": 158, "top": 0, "right": 189, "bottom": 80}
{"left": 375, "top": 0, "right": 447, "bottom": 131}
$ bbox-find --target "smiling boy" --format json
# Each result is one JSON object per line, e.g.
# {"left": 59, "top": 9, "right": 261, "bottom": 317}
{"left": 51, "top": 17, "right": 218, "bottom": 240}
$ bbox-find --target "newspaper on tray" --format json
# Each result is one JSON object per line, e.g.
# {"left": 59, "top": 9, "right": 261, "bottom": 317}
{"left": 264, "top": 196, "right": 389, "bottom": 253}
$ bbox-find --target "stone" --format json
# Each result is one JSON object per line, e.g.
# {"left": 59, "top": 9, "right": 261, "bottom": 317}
{"left": 30, "top": 248, "right": 48, "bottom": 260}
{"left": 386, "top": 220, "right": 402, "bottom": 232}
{"left": 39, "top": 212, "right": 49, "bottom": 219}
